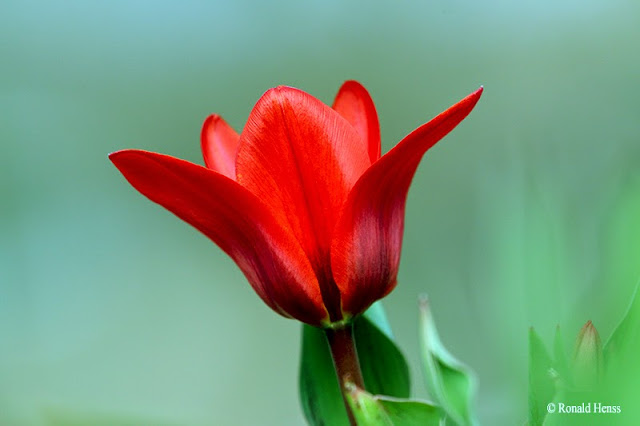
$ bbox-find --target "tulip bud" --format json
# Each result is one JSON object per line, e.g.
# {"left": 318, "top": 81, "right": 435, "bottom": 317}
{"left": 572, "top": 320, "right": 603, "bottom": 389}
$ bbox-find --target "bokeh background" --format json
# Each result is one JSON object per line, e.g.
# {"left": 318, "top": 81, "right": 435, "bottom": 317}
{"left": 2, "top": 1, "right": 639, "bottom": 424}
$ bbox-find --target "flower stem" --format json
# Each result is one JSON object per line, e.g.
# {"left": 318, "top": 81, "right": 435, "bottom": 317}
{"left": 325, "top": 323, "right": 365, "bottom": 426}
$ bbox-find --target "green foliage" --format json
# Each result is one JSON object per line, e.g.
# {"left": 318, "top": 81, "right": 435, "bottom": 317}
{"left": 419, "top": 297, "right": 477, "bottom": 426}
{"left": 299, "top": 302, "right": 411, "bottom": 426}
{"left": 527, "top": 282, "right": 640, "bottom": 425}
{"left": 299, "top": 324, "right": 347, "bottom": 426}
{"left": 356, "top": 312, "right": 411, "bottom": 398}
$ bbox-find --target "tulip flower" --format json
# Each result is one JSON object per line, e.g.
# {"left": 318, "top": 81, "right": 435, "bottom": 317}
{"left": 109, "top": 82, "right": 482, "bottom": 328}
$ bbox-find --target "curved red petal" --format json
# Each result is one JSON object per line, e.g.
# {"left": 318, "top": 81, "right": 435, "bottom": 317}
{"left": 331, "top": 87, "right": 483, "bottom": 316}
{"left": 332, "top": 80, "right": 381, "bottom": 163}
{"left": 200, "top": 114, "right": 240, "bottom": 179}
{"left": 109, "top": 149, "right": 328, "bottom": 325}
{"left": 235, "top": 86, "right": 370, "bottom": 321}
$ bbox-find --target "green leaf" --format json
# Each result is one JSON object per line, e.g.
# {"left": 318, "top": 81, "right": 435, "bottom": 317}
{"left": 346, "top": 383, "right": 442, "bottom": 426}
{"left": 356, "top": 312, "right": 411, "bottom": 398}
{"left": 527, "top": 327, "right": 555, "bottom": 426}
{"left": 418, "top": 297, "right": 477, "bottom": 426}
{"left": 604, "top": 281, "right": 640, "bottom": 368}
{"left": 299, "top": 303, "right": 411, "bottom": 426}
{"left": 300, "top": 324, "right": 348, "bottom": 426}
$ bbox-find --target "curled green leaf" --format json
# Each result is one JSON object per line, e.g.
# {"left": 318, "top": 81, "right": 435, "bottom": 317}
{"left": 419, "top": 296, "right": 477, "bottom": 426}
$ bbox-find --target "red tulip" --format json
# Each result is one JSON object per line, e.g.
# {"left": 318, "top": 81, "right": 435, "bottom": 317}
{"left": 110, "top": 82, "right": 482, "bottom": 327}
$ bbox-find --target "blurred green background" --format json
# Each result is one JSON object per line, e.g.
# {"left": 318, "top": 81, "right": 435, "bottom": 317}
{"left": 2, "top": 0, "right": 639, "bottom": 424}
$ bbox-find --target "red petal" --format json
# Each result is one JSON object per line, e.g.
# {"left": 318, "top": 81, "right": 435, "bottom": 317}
{"left": 200, "top": 114, "right": 240, "bottom": 179}
{"left": 235, "top": 86, "right": 370, "bottom": 321}
{"left": 109, "top": 149, "right": 328, "bottom": 325}
{"left": 331, "top": 87, "right": 483, "bottom": 316}
{"left": 332, "top": 80, "right": 381, "bottom": 163}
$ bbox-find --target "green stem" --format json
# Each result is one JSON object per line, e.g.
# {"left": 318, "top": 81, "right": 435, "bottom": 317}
{"left": 325, "top": 322, "right": 365, "bottom": 426}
